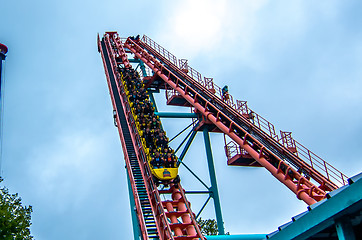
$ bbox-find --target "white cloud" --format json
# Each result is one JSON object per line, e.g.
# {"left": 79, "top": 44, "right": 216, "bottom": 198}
{"left": 158, "top": 0, "right": 345, "bottom": 72}
{"left": 27, "top": 128, "right": 120, "bottom": 210}
{"left": 155, "top": 0, "right": 268, "bottom": 72}
{"left": 157, "top": 0, "right": 227, "bottom": 57}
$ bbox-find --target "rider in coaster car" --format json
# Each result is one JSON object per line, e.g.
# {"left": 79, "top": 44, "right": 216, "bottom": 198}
{"left": 151, "top": 151, "right": 164, "bottom": 168}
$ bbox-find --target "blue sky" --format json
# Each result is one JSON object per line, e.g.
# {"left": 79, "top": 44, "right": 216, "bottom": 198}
{"left": 1, "top": 0, "right": 362, "bottom": 239}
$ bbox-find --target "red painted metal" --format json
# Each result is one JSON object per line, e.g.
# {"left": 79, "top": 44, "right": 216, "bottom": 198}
{"left": 99, "top": 32, "right": 205, "bottom": 240}
{"left": 279, "top": 131, "right": 347, "bottom": 186}
{"left": 161, "top": 186, "right": 203, "bottom": 239}
{"left": 139, "top": 35, "right": 349, "bottom": 188}
{"left": 224, "top": 136, "right": 261, "bottom": 167}
{"left": 166, "top": 88, "right": 192, "bottom": 107}
{"left": 123, "top": 36, "right": 348, "bottom": 205}
{"left": 105, "top": 32, "right": 132, "bottom": 69}
{"left": 140, "top": 34, "right": 348, "bottom": 189}
{"left": 0, "top": 43, "right": 8, "bottom": 55}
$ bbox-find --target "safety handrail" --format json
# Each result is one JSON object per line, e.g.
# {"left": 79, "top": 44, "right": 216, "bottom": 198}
{"left": 224, "top": 141, "right": 239, "bottom": 161}
{"left": 184, "top": 64, "right": 203, "bottom": 83}
{"left": 224, "top": 139, "right": 251, "bottom": 162}
{"left": 285, "top": 136, "right": 348, "bottom": 186}
{"left": 165, "top": 88, "right": 181, "bottom": 102}
{"left": 142, "top": 35, "right": 178, "bottom": 66}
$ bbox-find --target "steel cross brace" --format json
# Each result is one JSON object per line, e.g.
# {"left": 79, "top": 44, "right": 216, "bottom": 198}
{"left": 172, "top": 124, "right": 225, "bottom": 234}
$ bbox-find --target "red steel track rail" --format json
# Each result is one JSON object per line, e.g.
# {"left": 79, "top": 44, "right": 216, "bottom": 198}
{"left": 139, "top": 35, "right": 348, "bottom": 188}
{"left": 99, "top": 32, "right": 204, "bottom": 240}
{"left": 140, "top": 35, "right": 348, "bottom": 188}
{"left": 122, "top": 36, "right": 348, "bottom": 205}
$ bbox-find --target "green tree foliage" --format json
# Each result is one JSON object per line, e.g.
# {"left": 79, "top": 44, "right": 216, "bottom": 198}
{"left": 0, "top": 178, "right": 33, "bottom": 239}
{"left": 197, "top": 218, "right": 218, "bottom": 235}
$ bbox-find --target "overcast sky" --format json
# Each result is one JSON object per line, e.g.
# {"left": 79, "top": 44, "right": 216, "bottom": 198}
{"left": 1, "top": 1, "right": 362, "bottom": 239}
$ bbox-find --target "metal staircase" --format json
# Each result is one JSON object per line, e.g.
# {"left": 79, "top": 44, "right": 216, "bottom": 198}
{"left": 120, "top": 111, "right": 159, "bottom": 239}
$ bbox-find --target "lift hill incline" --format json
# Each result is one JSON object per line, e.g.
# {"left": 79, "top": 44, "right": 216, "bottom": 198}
{"left": 99, "top": 33, "right": 204, "bottom": 240}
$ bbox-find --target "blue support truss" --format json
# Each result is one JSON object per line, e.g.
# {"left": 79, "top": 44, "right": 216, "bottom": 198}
{"left": 203, "top": 127, "right": 225, "bottom": 235}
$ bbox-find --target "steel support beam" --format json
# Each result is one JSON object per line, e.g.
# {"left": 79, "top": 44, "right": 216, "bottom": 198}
{"left": 0, "top": 60, "right": 2, "bottom": 84}
{"left": 335, "top": 219, "right": 356, "bottom": 240}
{"left": 126, "top": 170, "right": 141, "bottom": 240}
{"left": 196, "top": 196, "right": 212, "bottom": 219}
{"left": 203, "top": 127, "right": 225, "bottom": 235}
{"left": 129, "top": 58, "right": 147, "bottom": 77}
{"left": 129, "top": 59, "right": 140, "bottom": 63}
{"left": 180, "top": 161, "right": 209, "bottom": 190}
{"left": 169, "top": 121, "right": 196, "bottom": 144}
{"left": 185, "top": 191, "right": 212, "bottom": 194}
{"left": 155, "top": 112, "right": 198, "bottom": 118}
{"left": 175, "top": 128, "right": 195, "bottom": 154}
{"left": 137, "top": 59, "right": 148, "bottom": 78}
{"left": 178, "top": 130, "right": 197, "bottom": 164}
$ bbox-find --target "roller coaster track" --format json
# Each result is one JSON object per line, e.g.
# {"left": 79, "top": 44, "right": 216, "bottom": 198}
{"left": 118, "top": 34, "right": 348, "bottom": 206}
{"left": 98, "top": 33, "right": 204, "bottom": 240}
